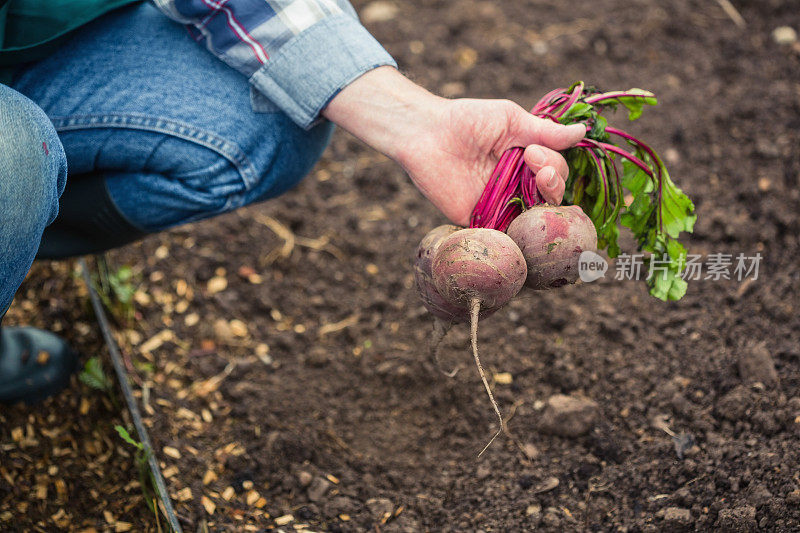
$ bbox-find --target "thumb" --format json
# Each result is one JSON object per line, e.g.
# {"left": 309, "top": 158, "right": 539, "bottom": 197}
{"left": 505, "top": 106, "right": 586, "bottom": 151}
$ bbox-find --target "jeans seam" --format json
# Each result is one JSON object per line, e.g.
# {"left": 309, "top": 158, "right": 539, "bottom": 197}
{"left": 49, "top": 113, "right": 259, "bottom": 191}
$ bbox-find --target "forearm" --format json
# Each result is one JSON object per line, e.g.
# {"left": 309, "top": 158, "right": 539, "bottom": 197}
{"left": 322, "top": 67, "right": 444, "bottom": 163}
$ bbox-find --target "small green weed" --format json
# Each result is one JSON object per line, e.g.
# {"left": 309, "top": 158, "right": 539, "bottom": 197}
{"left": 93, "top": 256, "right": 138, "bottom": 324}
{"left": 115, "top": 426, "right": 166, "bottom": 530}
{"left": 78, "top": 356, "right": 113, "bottom": 393}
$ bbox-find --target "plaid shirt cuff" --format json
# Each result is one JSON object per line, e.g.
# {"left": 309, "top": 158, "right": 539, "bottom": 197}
{"left": 249, "top": 13, "right": 397, "bottom": 129}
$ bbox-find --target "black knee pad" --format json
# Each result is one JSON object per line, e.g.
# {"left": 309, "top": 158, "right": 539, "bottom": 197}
{"left": 36, "top": 175, "right": 147, "bottom": 260}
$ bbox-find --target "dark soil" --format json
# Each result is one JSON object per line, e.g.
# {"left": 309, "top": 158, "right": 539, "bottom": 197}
{"left": 3, "top": 0, "right": 800, "bottom": 531}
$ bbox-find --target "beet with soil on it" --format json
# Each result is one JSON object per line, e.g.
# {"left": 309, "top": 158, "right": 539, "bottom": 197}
{"left": 411, "top": 82, "right": 697, "bottom": 456}
{"left": 413, "top": 224, "right": 465, "bottom": 323}
{"left": 506, "top": 204, "right": 597, "bottom": 290}
{"left": 430, "top": 227, "right": 527, "bottom": 454}
{"left": 431, "top": 228, "right": 527, "bottom": 314}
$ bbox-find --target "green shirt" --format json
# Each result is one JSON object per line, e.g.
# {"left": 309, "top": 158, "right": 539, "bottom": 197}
{"left": 0, "top": 0, "right": 139, "bottom": 83}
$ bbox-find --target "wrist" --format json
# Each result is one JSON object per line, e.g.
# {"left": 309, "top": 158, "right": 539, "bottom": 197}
{"left": 322, "top": 66, "right": 445, "bottom": 164}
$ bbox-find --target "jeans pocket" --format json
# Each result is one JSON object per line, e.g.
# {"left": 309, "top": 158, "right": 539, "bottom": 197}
{"left": 51, "top": 113, "right": 260, "bottom": 188}
{"left": 51, "top": 113, "right": 259, "bottom": 232}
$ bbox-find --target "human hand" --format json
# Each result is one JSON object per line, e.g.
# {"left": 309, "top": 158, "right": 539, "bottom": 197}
{"left": 323, "top": 67, "right": 585, "bottom": 225}
{"left": 395, "top": 98, "right": 585, "bottom": 225}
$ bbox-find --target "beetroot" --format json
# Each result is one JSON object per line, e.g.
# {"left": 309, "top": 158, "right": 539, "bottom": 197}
{"left": 413, "top": 224, "right": 465, "bottom": 323}
{"left": 412, "top": 82, "right": 696, "bottom": 456}
{"left": 506, "top": 205, "right": 597, "bottom": 290}
{"left": 431, "top": 228, "right": 526, "bottom": 312}
{"left": 470, "top": 82, "right": 695, "bottom": 301}
{"left": 430, "top": 228, "right": 526, "bottom": 455}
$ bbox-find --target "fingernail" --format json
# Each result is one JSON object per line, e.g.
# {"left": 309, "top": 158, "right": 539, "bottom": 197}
{"left": 528, "top": 146, "right": 546, "bottom": 166}
{"left": 546, "top": 168, "right": 558, "bottom": 188}
{"left": 567, "top": 123, "right": 587, "bottom": 137}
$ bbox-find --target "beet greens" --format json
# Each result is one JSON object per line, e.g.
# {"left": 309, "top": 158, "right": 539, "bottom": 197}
{"left": 470, "top": 82, "right": 696, "bottom": 301}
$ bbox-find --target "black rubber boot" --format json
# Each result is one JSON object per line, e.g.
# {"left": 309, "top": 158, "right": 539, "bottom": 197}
{"left": 37, "top": 174, "right": 147, "bottom": 260}
{"left": 0, "top": 326, "right": 80, "bottom": 404}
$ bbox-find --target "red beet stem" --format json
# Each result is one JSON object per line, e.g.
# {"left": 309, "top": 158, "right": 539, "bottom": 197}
{"left": 472, "top": 85, "right": 661, "bottom": 232}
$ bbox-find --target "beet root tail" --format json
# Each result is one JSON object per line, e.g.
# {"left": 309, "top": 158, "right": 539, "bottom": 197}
{"left": 470, "top": 297, "right": 506, "bottom": 457}
{"left": 428, "top": 318, "right": 459, "bottom": 378}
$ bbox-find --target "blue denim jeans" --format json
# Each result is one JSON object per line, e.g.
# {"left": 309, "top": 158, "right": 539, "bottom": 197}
{"left": 0, "top": 3, "right": 334, "bottom": 316}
